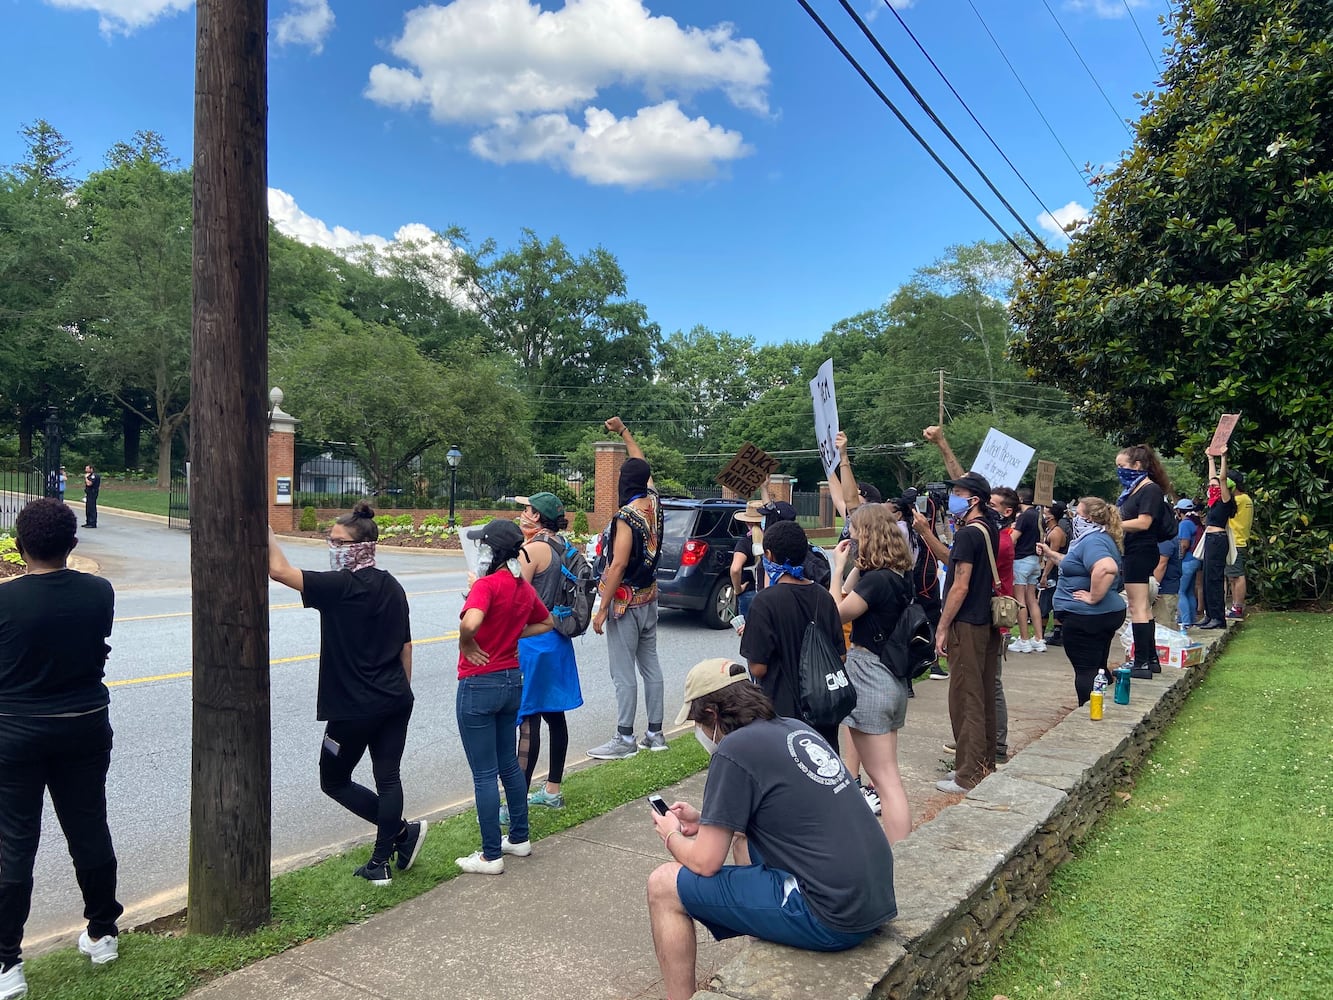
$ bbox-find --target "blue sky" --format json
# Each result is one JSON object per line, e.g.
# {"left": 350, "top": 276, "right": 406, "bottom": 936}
{"left": 1, "top": 0, "right": 1172, "bottom": 345}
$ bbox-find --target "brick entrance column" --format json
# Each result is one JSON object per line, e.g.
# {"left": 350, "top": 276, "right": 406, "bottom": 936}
{"left": 767, "top": 474, "right": 794, "bottom": 504}
{"left": 593, "top": 440, "right": 627, "bottom": 530}
{"left": 818, "top": 480, "right": 833, "bottom": 528}
{"left": 267, "top": 387, "right": 298, "bottom": 531}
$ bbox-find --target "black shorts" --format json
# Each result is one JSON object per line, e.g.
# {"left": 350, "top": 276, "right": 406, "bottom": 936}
{"left": 1122, "top": 544, "right": 1159, "bottom": 585}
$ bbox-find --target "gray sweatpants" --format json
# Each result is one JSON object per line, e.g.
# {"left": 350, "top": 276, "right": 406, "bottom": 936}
{"left": 606, "top": 601, "right": 664, "bottom": 733}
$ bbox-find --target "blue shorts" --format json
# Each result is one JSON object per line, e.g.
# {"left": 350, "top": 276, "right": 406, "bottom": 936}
{"left": 676, "top": 860, "right": 870, "bottom": 952}
{"left": 1013, "top": 555, "right": 1042, "bottom": 586}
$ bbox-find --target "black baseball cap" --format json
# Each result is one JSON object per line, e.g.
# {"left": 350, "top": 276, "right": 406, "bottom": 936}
{"left": 756, "top": 500, "right": 797, "bottom": 523}
{"left": 946, "top": 472, "right": 992, "bottom": 499}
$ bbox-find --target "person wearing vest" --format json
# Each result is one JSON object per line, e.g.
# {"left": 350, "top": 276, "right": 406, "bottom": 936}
{"left": 588, "top": 417, "right": 667, "bottom": 761}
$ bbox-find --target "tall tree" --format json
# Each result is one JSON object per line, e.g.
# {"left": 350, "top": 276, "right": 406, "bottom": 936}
{"left": 1009, "top": 0, "right": 1333, "bottom": 604}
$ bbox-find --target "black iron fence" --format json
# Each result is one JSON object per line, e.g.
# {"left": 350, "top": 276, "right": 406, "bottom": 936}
{"left": 0, "top": 461, "right": 41, "bottom": 533}
{"left": 168, "top": 474, "right": 190, "bottom": 531}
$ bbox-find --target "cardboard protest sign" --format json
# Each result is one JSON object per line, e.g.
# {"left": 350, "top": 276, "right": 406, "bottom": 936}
{"left": 809, "top": 359, "right": 841, "bottom": 482}
{"left": 1033, "top": 460, "right": 1057, "bottom": 507}
{"left": 716, "top": 442, "right": 779, "bottom": 497}
{"left": 972, "top": 428, "right": 1035, "bottom": 489}
{"left": 1207, "top": 413, "right": 1240, "bottom": 456}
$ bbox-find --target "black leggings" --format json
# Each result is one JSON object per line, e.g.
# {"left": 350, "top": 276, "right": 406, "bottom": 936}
{"left": 320, "top": 705, "right": 412, "bottom": 863}
{"left": 1061, "top": 609, "right": 1126, "bottom": 705}
{"left": 518, "top": 712, "right": 569, "bottom": 788}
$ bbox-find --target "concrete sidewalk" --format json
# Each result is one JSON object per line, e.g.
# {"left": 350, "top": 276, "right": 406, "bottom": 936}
{"left": 184, "top": 642, "right": 1090, "bottom": 1000}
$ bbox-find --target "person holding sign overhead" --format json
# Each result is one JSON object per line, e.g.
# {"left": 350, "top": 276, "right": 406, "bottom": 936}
{"left": 1114, "top": 445, "right": 1174, "bottom": 679}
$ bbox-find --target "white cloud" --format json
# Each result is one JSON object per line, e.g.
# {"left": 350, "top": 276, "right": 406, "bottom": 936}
{"left": 366, "top": 0, "right": 769, "bottom": 188}
{"left": 44, "top": 0, "right": 191, "bottom": 34}
{"left": 1037, "top": 200, "right": 1090, "bottom": 242}
{"left": 862, "top": 0, "right": 914, "bottom": 22}
{"left": 471, "top": 100, "right": 751, "bottom": 187}
{"left": 274, "top": 0, "right": 334, "bottom": 53}
{"left": 1065, "top": 0, "right": 1151, "bottom": 18}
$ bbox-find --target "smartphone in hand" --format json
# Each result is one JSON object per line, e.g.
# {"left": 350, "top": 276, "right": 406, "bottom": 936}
{"left": 648, "top": 794, "right": 669, "bottom": 816}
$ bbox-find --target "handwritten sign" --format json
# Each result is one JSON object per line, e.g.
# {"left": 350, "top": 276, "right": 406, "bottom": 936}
{"left": 460, "top": 524, "right": 486, "bottom": 578}
{"left": 809, "top": 359, "right": 841, "bottom": 482}
{"left": 1207, "top": 413, "right": 1240, "bottom": 456}
{"left": 1033, "top": 460, "right": 1057, "bottom": 507}
{"left": 274, "top": 476, "right": 293, "bottom": 506}
{"left": 716, "top": 442, "right": 779, "bottom": 497}
{"left": 972, "top": 428, "right": 1035, "bottom": 489}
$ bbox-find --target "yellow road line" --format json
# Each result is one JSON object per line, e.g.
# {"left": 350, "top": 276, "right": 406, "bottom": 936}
{"left": 113, "top": 588, "right": 463, "bottom": 624}
{"left": 105, "top": 631, "right": 461, "bottom": 689}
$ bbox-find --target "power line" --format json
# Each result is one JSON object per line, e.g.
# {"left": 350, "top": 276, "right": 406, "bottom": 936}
{"left": 1123, "top": 0, "right": 1163, "bottom": 75}
{"left": 878, "top": 0, "right": 1061, "bottom": 225}
{"left": 835, "top": 0, "right": 1049, "bottom": 251}
{"left": 965, "top": 0, "right": 1094, "bottom": 194}
{"left": 793, "top": 0, "right": 1039, "bottom": 270}
{"left": 1040, "top": 0, "right": 1134, "bottom": 139}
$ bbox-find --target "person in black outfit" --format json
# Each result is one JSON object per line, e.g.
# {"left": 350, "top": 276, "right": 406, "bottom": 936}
{"left": 0, "top": 499, "right": 123, "bottom": 998}
{"left": 83, "top": 464, "right": 101, "bottom": 528}
{"left": 1198, "top": 450, "right": 1236, "bottom": 629}
{"left": 268, "top": 502, "right": 426, "bottom": 886}
{"left": 1115, "top": 444, "right": 1173, "bottom": 679}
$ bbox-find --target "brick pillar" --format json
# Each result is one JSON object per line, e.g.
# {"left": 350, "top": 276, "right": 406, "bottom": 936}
{"left": 768, "top": 474, "right": 794, "bottom": 504}
{"left": 819, "top": 480, "right": 833, "bottom": 528}
{"left": 267, "top": 388, "right": 298, "bottom": 531}
{"left": 720, "top": 484, "right": 743, "bottom": 500}
{"left": 593, "top": 440, "right": 627, "bottom": 528}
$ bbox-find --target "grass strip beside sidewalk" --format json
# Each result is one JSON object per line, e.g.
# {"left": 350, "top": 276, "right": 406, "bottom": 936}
{"left": 972, "top": 612, "right": 1333, "bottom": 1000}
{"left": 25, "top": 735, "right": 708, "bottom": 1000}
{"left": 93, "top": 488, "right": 171, "bottom": 517}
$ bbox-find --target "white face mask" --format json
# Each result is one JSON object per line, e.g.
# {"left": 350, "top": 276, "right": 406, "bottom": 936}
{"left": 695, "top": 722, "right": 720, "bottom": 755}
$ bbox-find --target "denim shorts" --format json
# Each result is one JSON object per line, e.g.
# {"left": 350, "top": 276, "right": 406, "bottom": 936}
{"left": 1225, "top": 548, "right": 1246, "bottom": 578}
{"left": 1012, "top": 555, "right": 1042, "bottom": 587}
{"left": 676, "top": 861, "right": 869, "bottom": 952}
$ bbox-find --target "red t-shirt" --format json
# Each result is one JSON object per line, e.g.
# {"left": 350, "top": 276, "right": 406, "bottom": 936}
{"left": 458, "top": 570, "right": 551, "bottom": 678}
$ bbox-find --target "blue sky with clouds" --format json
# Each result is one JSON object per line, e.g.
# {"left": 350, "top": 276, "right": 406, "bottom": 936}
{"left": 1, "top": 0, "right": 1172, "bottom": 344}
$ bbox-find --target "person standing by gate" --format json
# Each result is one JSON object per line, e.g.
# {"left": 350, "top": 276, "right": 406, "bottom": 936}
{"left": 83, "top": 465, "right": 101, "bottom": 528}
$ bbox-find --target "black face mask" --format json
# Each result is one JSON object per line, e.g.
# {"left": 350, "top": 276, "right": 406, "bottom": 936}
{"left": 618, "top": 458, "right": 651, "bottom": 506}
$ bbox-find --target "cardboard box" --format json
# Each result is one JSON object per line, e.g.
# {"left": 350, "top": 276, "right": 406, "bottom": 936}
{"left": 1168, "top": 643, "right": 1205, "bottom": 669}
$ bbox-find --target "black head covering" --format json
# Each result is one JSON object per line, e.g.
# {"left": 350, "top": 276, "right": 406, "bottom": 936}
{"left": 479, "top": 519, "right": 524, "bottom": 567}
{"left": 618, "top": 458, "right": 652, "bottom": 506}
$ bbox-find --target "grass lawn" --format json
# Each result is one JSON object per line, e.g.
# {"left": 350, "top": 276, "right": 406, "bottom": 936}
{"left": 94, "top": 487, "right": 170, "bottom": 518}
{"left": 23, "top": 734, "right": 709, "bottom": 1000}
{"left": 971, "top": 612, "right": 1333, "bottom": 1000}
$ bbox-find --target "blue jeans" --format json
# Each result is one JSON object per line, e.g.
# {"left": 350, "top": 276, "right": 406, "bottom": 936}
{"left": 456, "top": 669, "right": 528, "bottom": 860}
{"left": 1178, "top": 557, "right": 1201, "bottom": 625}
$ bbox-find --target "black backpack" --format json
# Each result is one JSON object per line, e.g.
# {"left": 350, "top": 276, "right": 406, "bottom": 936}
{"left": 872, "top": 572, "right": 937, "bottom": 682}
{"left": 797, "top": 620, "right": 857, "bottom": 727}
{"left": 544, "top": 536, "right": 596, "bottom": 638}
{"left": 1155, "top": 496, "right": 1180, "bottom": 542}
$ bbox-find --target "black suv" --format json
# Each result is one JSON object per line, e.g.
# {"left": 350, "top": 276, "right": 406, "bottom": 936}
{"left": 655, "top": 497, "right": 747, "bottom": 629}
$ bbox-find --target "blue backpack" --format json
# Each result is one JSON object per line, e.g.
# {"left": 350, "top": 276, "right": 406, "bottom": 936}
{"left": 545, "top": 537, "right": 596, "bottom": 638}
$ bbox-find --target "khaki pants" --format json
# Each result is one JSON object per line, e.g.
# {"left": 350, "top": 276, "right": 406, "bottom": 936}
{"left": 946, "top": 621, "right": 1001, "bottom": 788}
{"left": 1154, "top": 593, "right": 1179, "bottom": 628}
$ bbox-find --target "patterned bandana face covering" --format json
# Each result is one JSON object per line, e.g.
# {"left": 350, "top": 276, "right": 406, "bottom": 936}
{"left": 329, "top": 540, "right": 376, "bottom": 572}
{"left": 762, "top": 556, "right": 804, "bottom": 586}
{"left": 1070, "top": 514, "right": 1104, "bottom": 543}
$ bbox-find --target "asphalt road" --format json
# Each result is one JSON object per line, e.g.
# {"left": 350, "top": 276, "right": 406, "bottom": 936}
{"left": 26, "top": 512, "right": 739, "bottom": 947}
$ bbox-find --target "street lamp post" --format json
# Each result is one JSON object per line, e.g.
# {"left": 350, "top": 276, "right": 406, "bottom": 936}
{"left": 446, "top": 445, "right": 462, "bottom": 527}
{"left": 43, "top": 407, "right": 61, "bottom": 498}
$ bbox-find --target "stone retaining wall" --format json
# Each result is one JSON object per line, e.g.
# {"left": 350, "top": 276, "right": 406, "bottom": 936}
{"left": 695, "top": 630, "right": 1233, "bottom": 1000}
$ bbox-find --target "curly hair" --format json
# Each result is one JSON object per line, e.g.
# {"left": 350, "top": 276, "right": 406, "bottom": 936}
{"left": 335, "top": 501, "right": 379, "bottom": 541}
{"left": 849, "top": 503, "right": 913, "bottom": 573}
{"left": 687, "top": 664, "right": 776, "bottom": 734}
{"left": 16, "top": 498, "right": 78, "bottom": 562}
{"left": 1078, "top": 496, "right": 1125, "bottom": 551}
{"left": 762, "top": 519, "right": 808, "bottom": 566}
{"left": 1118, "top": 444, "right": 1175, "bottom": 499}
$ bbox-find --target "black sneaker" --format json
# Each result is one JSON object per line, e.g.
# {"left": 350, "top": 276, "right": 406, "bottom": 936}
{"left": 1130, "top": 664, "right": 1154, "bottom": 680}
{"left": 354, "top": 858, "right": 392, "bottom": 886}
{"left": 1046, "top": 631, "right": 1063, "bottom": 646}
{"left": 929, "top": 665, "right": 949, "bottom": 679}
{"left": 395, "top": 820, "right": 428, "bottom": 871}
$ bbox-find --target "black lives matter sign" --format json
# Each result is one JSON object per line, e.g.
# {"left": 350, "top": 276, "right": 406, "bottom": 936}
{"left": 716, "top": 443, "right": 779, "bottom": 496}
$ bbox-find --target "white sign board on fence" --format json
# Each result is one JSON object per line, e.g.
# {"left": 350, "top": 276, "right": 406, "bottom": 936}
{"left": 972, "top": 428, "right": 1035, "bottom": 489}
{"left": 809, "top": 358, "right": 842, "bottom": 482}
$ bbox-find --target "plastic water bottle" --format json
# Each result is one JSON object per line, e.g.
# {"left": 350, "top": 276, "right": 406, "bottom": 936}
{"left": 1089, "top": 670, "right": 1106, "bottom": 720}
{"left": 1114, "top": 663, "right": 1132, "bottom": 705}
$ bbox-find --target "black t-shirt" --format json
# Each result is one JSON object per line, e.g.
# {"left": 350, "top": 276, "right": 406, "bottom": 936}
{"left": 732, "top": 532, "right": 758, "bottom": 585}
{"left": 1205, "top": 497, "right": 1237, "bottom": 528}
{"left": 85, "top": 472, "right": 101, "bottom": 495}
{"left": 802, "top": 546, "right": 833, "bottom": 589}
{"left": 0, "top": 570, "right": 114, "bottom": 715}
{"left": 944, "top": 520, "right": 999, "bottom": 626}
{"left": 1013, "top": 507, "right": 1040, "bottom": 559}
{"left": 701, "top": 717, "right": 897, "bottom": 933}
{"left": 740, "top": 582, "right": 845, "bottom": 719}
{"left": 302, "top": 567, "right": 413, "bottom": 721}
{"left": 849, "top": 569, "right": 909, "bottom": 650}
{"left": 1118, "top": 480, "right": 1165, "bottom": 554}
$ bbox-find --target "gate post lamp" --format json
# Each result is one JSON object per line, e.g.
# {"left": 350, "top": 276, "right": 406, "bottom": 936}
{"left": 446, "top": 445, "right": 462, "bottom": 527}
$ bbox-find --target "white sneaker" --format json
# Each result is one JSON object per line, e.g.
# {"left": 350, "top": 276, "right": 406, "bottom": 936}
{"left": 0, "top": 961, "right": 27, "bottom": 1000}
{"left": 455, "top": 851, "right": 504, "bottom": 875}
{"left": 1010, "top": 638, "right": 1032, "bottom": 653}
{"left": 78, "top": 930, "right": 118, "bottom": 965}
{"left": 935, "top": 778, "right": 969, "bottom": 794}
{"left": 500, "top": 836, "right": 532, "bottom": 857}
{"left": 1031, "top": 639, "right": 1048, "bottom": 653}
{"left": 860, "top": 785, "right": 882, "bottom": 815}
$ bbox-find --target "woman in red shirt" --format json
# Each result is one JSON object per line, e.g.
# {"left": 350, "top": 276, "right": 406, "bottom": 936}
{"left": 456, "top": 519, "right": 554, "bottom": 874}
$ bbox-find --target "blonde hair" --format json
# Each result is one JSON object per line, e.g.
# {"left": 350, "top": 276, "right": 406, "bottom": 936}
{"left": 1078, "top": 496, "right": 1124, "bottom": 551}
{"left": 850, "top": 504, "right": 913, "bottom": 573}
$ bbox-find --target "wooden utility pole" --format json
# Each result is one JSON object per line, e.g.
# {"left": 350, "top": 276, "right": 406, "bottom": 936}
{"left": 938, "top": 369, "right": 946, "bottom": 426}
{"left": 188, "top": 0, "right": 271, "bottom": 934}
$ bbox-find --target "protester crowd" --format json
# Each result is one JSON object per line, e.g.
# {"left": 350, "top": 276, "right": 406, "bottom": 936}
{"left": 0, "top": 416, "right": 1254, "bottom": 1000}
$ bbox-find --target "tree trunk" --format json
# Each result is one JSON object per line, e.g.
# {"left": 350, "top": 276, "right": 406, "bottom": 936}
{"left": 156, "top": 422, "right": 173, "bottom": 488}
{"left": 187, "top": 0, "right": 271, "bottom": 936}
{"left": 123, "top": 405, "right": 143, "bottom": 470}
{"left": 17, "top": 412, "right": 33, "bottom": 462}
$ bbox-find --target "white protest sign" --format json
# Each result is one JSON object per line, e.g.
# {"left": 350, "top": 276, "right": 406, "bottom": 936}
{"left": 459, "top": 523, "right": 486, "bottom": 578}
{"left": 809, "top": 358, "right": 841, "bottom": 482}
{"left": 972, "top": 428, "right": 1035, "bottom": 489}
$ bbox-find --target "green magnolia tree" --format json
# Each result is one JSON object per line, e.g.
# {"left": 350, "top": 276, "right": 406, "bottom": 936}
{"left": 1009, "top": 0, "right": 1333, "bottom": 604}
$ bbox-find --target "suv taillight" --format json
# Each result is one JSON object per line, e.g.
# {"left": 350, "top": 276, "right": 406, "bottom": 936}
{"left": 681, "top": 539, "right": 709, "bottom": 567}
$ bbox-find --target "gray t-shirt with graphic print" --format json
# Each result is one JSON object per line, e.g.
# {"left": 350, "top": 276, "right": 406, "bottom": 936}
{"left": 698, "top": 716, "right": 897, "bottom": 933}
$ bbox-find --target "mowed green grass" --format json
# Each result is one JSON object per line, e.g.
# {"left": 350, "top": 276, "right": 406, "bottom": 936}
{"left": 971, "top": 613, "right": 1333, "bottom": 1000}
{"left": 22, "top": 734, "right": 708, "bottom": 1000}
{"left": 93, "top": 487, "right": 170, "bottom": 517}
